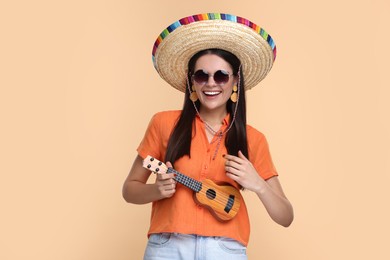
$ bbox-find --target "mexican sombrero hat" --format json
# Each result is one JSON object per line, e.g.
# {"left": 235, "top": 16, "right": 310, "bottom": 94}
{"left": 152, "top": 13, "right": 277, "bottom": 92}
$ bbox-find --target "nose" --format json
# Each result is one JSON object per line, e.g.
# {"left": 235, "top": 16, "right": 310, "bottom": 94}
{"left": 206, "top": 75, "right": 217, "bottom": 86}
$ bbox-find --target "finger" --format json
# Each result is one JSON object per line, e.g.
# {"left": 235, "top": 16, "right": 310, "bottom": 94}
{"left": 225, "top": 159, "right": 241, "bottom": 174}
{"left": 161, "top": 178, "right": 176, "bottom": 189}
{"left": 162, "top": 183, "right": 175, "bottom": 190}
{"left": 166, "top": 161, "right": 173, "bottom": 168}
{"left": 226, "top": 172, "right": 240, "bottom": 182}
{"left": 166, "top": 161, "right": 178, "bottom": 182}
{"left": 225, "top": 167, "right": 241, "bottom": 177}
{"left": 225, "top": 164, "right": 239, "bottom": 175}
{"left": 157, "top": 173, "right": 175, "bottom": 182}
{"left": 224, "top": 158, "right": 240, "bottom": 172}
{"left": 225, "top": 158, "right": 242, "bottom": 168}
{"left": 223, "top": 153, "right": 239, "bottom": 161}
{"left": 225, "top": 156, "right": 245, "bottom": 173}
{"left": 224, "top": 153, "right": 246, "bottom": 165}
{"left": 167, "top": 182, "right": 176, "bottom": 190}
{"left": 238, "top": 150, "right": 249, "bottom": 161}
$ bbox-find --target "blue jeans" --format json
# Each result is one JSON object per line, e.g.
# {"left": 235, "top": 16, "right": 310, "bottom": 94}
{"left": 143, "top": 233, "right": 247, "bottom": 260}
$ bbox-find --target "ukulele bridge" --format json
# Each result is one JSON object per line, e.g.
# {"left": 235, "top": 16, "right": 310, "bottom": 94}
{"left": 224, "top": 195, "right": 235, "bottom": 213}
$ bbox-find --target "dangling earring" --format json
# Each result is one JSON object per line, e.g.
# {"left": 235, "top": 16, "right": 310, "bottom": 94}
{"left": 190, "top": 85, "right": 198, "bottom": 102}
{"left": 230, "top": 85, "right": 238, "bottom": 102}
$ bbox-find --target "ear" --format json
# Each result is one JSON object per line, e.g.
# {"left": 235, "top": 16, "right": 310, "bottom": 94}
{"left": 233, "top": 76, "right": 239, "bottom": 87}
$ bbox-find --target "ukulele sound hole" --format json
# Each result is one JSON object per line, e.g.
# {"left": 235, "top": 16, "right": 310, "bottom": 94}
{"left": 206, "top": 189, "right": 216, "bottom": 200}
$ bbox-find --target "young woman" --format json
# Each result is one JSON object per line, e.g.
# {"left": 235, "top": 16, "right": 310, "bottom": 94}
{"left": 123, "top": 13, "right": 293, "bottom": 259}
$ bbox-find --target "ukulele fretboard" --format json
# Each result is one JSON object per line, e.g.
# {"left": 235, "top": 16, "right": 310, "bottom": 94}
{"left": 167, "top": 168, "right": 202, "bottom": 193}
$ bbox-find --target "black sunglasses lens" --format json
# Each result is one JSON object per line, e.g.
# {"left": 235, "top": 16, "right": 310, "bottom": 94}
{"left": 214, "top": 70, "right": 230, "bottom": 84}
{"left": 193, "top": 70, "right": 209, "bottom": 84}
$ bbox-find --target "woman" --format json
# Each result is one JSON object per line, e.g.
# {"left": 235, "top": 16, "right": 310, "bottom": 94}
{"left": 123, "top": 13, "right": 293, "bottom": 259}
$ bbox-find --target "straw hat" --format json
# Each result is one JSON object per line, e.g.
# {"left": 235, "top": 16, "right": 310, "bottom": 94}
{"left": 152, "top": 13, "right": 277, "bottom": 92}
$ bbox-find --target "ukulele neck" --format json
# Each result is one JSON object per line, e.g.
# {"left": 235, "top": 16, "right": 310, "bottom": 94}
{"left": 167, "top": 168, "right": 202, "bottom": 193}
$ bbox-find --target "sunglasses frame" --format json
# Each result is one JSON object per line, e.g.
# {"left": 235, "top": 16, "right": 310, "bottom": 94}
{"left": 191, "top": 69, "right": 234, "bottom": 86}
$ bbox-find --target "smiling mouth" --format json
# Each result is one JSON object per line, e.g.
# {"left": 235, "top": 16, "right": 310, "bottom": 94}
{"left": 203, "top": 91, "right": 221, "bottom": 96}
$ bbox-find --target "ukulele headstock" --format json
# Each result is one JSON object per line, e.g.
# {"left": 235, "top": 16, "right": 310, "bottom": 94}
{"left": 142, "top": 156, "right": 168, "bottom": 174}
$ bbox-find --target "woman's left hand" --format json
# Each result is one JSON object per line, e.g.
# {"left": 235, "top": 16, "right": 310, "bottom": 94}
{"left": 224, "top": 150, "right": 266, "bottom": 193}
{"left": 225, "top": 151, "right": 294, "bottom": 227}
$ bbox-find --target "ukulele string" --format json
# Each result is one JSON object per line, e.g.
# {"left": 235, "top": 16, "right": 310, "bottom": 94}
{"left": 148, "top": 162, "right": 235, "bottom": 209}
{"left": 150, "top": 164, "right": 236, "bottom": 209}
{"left": 167, "top": 167, "right": 235, "bottom": 208}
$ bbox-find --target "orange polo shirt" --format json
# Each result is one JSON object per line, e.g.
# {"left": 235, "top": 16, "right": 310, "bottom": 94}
{"left": 137, "top": 110, "right": 278, "bottom": 246}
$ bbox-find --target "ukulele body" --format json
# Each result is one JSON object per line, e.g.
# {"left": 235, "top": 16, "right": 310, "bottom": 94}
{"left": 193, "top": 179, "right": 241, "bottom": 221}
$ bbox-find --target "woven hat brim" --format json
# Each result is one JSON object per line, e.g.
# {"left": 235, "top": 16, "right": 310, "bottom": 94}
{"left": 153, "top": 16, "right": 276, "bottom": 92}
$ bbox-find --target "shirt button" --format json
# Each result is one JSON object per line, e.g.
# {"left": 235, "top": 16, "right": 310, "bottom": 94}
{"left": 204, "top": 165, "right": 208, "bottom": 169}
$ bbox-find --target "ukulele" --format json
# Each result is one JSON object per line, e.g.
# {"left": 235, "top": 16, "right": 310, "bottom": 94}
{"left": 142, "top": 155, "right": 242, "bottom": 222}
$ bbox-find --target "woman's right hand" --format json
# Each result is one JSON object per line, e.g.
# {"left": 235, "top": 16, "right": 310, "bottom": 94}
{"left": 154, "top": 161, "right": 176, "bottom": 199}
{"left": 123, "top": 156, "right": 176, "bottom": 204}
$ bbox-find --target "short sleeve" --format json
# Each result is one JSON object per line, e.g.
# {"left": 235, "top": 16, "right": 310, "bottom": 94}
{"left": 137, "top": 113, "right": 163, "bottom": 160}
{"left": 247, "top": 126, "right": 278, "bottom": 180}
{"left": 137, "top": 111, "right": 180, "bottom": 161}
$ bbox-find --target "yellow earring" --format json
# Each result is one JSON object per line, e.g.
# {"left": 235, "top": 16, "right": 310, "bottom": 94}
{"left": 230, "top": 85, "right": 238, "bottom": 103}
{"left": 190, "top": 85, "right": 198, "bottom": 102}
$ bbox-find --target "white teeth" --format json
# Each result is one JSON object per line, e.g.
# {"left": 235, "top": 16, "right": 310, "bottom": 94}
{"left": 204, "top": 91, "right": 220, "bottom": 96}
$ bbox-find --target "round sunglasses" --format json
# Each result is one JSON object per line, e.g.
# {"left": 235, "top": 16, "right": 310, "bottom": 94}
{"left": 192, "top": 69, "right": 233, "bottom": 85}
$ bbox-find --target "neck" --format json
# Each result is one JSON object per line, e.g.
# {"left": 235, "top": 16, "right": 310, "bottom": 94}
{"left": 198, "top": 108, "right": 227, "bottom": 125}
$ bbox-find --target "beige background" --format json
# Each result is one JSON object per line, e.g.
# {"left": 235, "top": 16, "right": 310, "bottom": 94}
{"left": 1, "top": 0, "right": 389, "bottom": 259}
